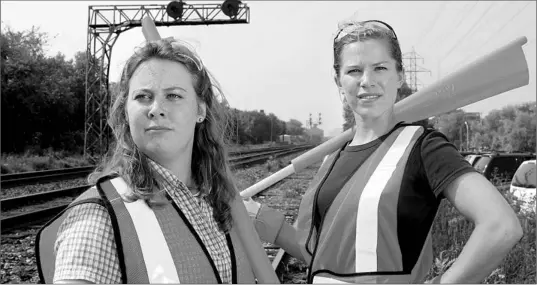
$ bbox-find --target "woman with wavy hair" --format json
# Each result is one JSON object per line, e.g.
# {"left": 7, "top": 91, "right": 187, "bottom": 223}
{"left": 36, "top": 38, "right": 256, "bottom": 284}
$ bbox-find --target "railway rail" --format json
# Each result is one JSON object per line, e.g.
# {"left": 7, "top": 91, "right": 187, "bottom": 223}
{"left": 0, "top": 145, "right": 313, "bottom": 233}
{"left": 0, "top": 145, "right": 302, "bottom": 188}
{"left": 1, "top": 145, "right": 317, "bottom": 283}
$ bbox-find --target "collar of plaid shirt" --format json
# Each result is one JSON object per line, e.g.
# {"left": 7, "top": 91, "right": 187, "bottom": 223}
{"left": 146, "top": 158, "right": 233, "bottom": 284}
{"left": 147, "top": 159, "right": 199, "bottom": 197}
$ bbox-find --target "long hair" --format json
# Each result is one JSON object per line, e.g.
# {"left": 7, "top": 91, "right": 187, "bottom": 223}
{"left": 88, "top": 38, "right": 236, "bottom": 232}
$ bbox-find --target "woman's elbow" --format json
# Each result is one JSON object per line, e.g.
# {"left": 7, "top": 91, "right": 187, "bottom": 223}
{"left": 486, "top": 214, "right": 523, "bottom": 246}
{"left": 506, "top": 216, "right": 523, "bottom": 244}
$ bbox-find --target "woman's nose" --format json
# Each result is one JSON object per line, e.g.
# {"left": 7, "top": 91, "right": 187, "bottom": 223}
{"left": 360, "top": 70, "right": 376, "bottom": 88}
{"left": 148, "top": 100, "right": 166, "bottom": 118}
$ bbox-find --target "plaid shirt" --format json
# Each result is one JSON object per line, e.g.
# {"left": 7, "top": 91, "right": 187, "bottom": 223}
{"left": 54, "top": 160, "right": 232, "bottom": 284}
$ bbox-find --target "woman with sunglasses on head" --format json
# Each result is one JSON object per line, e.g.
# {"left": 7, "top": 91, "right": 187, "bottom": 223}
{"left": 244, "top": 19, "right": 522, "bottom": 283}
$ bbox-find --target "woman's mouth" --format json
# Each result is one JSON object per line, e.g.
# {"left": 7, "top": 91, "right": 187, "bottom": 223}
{"left": 357, "top": 93, "right": 382, "bottom": 102}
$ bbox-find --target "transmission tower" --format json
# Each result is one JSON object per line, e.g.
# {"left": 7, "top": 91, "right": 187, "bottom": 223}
{"left": 84, "top": 0, "right": 250, "bottom": 159}
{"left": 317, "top": 113, "right": 322, "bottom": 126}
{"left": 402, "top": 47, "right": 431, "bottom": 93}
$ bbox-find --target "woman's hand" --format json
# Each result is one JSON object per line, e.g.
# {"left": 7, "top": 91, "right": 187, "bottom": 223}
{"left": 243, "top": 197, "right": 261, "bottom": 219}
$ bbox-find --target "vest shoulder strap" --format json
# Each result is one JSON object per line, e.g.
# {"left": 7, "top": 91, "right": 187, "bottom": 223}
{"left": 98, "top": 177, "right": 180, "bottom": 283}
{"left": 36, "top": 187, "right": 104, "bottom": 284}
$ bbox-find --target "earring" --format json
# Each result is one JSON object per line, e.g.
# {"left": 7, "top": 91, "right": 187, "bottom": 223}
{"left": 339, "top": 90, "right": 346, "bottom": 103}
{"left": 197, "top": 117, "right": 204, "bottom": 123}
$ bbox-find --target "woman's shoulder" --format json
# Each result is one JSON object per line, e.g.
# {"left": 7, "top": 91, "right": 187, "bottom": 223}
{"left": 53, "top": 198, "right": 121, "bottom": 284}
{"left": 54, "top": 199, "right": 116, "bottom": 264}
{"left": 57, "top": 198, "right": 113, "bottom": 237}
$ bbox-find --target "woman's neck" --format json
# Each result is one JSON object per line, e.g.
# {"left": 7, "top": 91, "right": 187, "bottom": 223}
{"left": 149, "top": 146, "right": 194, "bottom": 187}
{"left": 350, "top": 111, "right": 397, "bottom": 146}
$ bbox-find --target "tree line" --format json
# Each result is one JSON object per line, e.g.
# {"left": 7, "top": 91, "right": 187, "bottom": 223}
{"left": 341, "top": 82, "right": 536, "bottom": 153}
{"left": 1, "top": 26, "right": 307, "bottom": 154}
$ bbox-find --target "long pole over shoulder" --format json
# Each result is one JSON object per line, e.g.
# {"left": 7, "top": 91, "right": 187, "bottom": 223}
{"left": 240, "top": 36, "right": 529, "bottom": 199}
{"left": 140, "top": 17, "right": 279, "bottom": 283}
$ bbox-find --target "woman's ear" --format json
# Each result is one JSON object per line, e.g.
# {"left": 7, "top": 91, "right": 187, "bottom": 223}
{"left": 197, "top": 101, "right": 207, "bottom": 122}
{"left": 333, "top": 75, "right": 342, "bottom": 88}
{"left": 397, "top": 71, "right": 404, "bottom": 88}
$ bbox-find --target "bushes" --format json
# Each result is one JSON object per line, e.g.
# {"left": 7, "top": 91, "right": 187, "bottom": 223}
{"left": 0, "top": 151, "right": 91, "bottom": 173}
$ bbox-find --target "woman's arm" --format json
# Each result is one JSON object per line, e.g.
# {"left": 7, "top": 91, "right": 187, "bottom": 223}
{"left": 273, "top": 219, "right": 306, "bottom": 263}
{"left": 434, "top": 172, "right": 523, "bottom": 283}
{"left": 52, "top": 203, "right": 122, "bottom": 284}
{"left": 244, "top": 199, "right": 306, "bottom": 262}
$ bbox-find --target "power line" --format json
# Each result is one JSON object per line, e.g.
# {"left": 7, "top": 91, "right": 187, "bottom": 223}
{"left": 439, "top": 2, "right": 497, "bottom": 67}
{"left": 415, "top": 2, "right": 447, "bottom": 48}
{"left": 426, "top": 1, "right": 478, "bottom": 51}
{"left": 456, "top": 1, "right": 532, "bottom": 66}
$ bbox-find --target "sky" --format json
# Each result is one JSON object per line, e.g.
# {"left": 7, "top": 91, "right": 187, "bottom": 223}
{"left": 1, "top": 1, "right": 536, "bottom": 137}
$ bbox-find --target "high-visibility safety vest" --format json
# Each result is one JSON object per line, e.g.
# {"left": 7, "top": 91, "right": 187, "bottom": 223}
{"left": 36, "top": 176, "right": 256, "bottom": 284}
{"left": 296, "top": 124, "right": 435, "bottom": 283}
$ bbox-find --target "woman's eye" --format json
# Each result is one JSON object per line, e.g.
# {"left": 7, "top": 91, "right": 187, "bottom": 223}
{"left": 167, "top": 93, "right": 183, "bottom": 99}
{"left": 348, "top": 68, "right": 362, "bottom": 74}
{"left": 376, "top": 66, "right": 388, "bottom": 71}
{"left": 134, "top": 94, "right": 151, "bottom": 100}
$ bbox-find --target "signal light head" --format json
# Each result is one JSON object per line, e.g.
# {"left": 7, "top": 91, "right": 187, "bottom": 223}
{"left": 221, "top": 0, "right": 241, "bottom": 18}
{"left": 166, "top": 1, "right": 184, "bottom": 19}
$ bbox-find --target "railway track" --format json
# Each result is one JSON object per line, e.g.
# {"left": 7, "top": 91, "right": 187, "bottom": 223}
{"left": 0, "top": 145, "right": 301, "bottom": 188}
{"left": 247, "top": 161, "right": 321, "bottom": 282}
{"left": 1, "top": 145, "right": 318, "bottom": 283}
{"left": 0, "top": 145, "right": 313, "bottom": 233}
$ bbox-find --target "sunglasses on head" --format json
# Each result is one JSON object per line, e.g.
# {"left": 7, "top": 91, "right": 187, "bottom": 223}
{"left": 333, "top": 20, "right": 398, "bottom": 44}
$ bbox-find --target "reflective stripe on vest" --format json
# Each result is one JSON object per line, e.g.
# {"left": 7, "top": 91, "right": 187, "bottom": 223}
{"left": 36, "top": 177, "right": 257, "bottom": 284}
{"left": 298, "top": 125, "right": 428, "bottom": 283}
{"left": 109, "top": 177, "right": 180, "bottom": 283}
{"left": 355, "top": 126, "right": 420, "bottom": 272}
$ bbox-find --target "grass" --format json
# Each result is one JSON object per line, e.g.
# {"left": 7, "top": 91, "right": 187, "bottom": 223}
{"left": 0, "top": 143, "right": 270, "bottom": 174}
{"left": 426, "top": 179, "right": 536, "bottom": 283}
{"left": 0, "top": 150, "right": 92, "bottom": 174}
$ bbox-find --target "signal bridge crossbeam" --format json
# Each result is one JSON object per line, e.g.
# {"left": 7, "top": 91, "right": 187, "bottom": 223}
{"left": 84, "top": 1, "right": 250, "bottom": 159}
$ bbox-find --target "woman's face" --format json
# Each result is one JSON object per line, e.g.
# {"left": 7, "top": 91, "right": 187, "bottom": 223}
{"left": 126, "top": 58, "right": 206, "bottom": 163}
{"left": 337, "top": 39, "right": 403, "bottom": 120}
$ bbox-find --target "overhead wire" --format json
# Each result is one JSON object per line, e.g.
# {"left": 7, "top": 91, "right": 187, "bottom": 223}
{"left": 456, "top": 2, "right": 532, "bottom": 67}
{"left": 424, "top": 1, "right": 478, "bottom": 52}
{"left": 439, "top": 1, "right": 497, "bottom": 67}
{"left": 414, "top": 2, "right": 448, "bottom": 48}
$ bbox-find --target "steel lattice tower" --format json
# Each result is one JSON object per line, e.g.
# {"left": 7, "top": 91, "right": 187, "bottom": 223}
{"left": 84, "top": 1, "right": 250, "bottom": 159}
{"left": 402, "top": 47, "right": 431, "bottom": 93}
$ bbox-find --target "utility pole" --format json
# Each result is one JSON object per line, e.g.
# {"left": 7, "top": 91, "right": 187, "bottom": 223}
{"left": 270, "top": 116, "right": 273, "bottom": 142}
{"left": 463, "top": 112, "right": 480, "bottom": 151}
{"left": 464, "top": 121, "right": 469, "bottom": 151}
{"left": 402, "top": 47, "right": 431, "bottom": 92}
{"left": 459, "top": 126, "right": 464, "bottom": 151}
{"left": 235, "top": 110, "right": 239, "bottom": 144}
